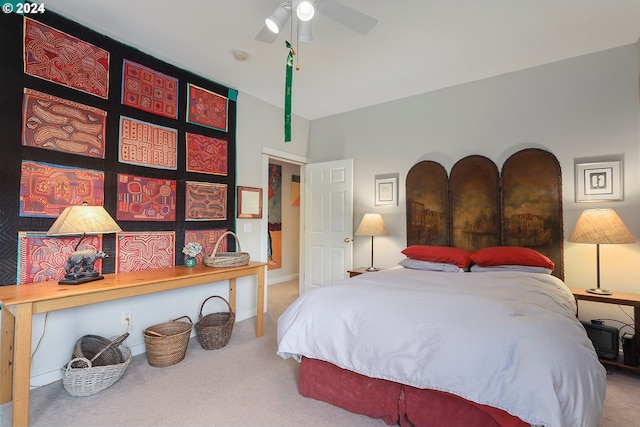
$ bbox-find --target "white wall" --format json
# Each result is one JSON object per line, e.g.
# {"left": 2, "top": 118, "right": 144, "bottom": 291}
{"left": 308, "top": 44, "right": 640, "bottom": 330}
{"left": 24, "top": 93, "right": 310, "bottom": 387}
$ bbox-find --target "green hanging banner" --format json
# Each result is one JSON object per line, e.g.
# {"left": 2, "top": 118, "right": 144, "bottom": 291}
{"left": 284, "top": 41, "right": 294, "bottom": 143}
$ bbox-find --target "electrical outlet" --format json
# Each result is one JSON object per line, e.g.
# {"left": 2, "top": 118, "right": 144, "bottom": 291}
{"left": 121, "top": 310, "right": 131, "bottom": 326}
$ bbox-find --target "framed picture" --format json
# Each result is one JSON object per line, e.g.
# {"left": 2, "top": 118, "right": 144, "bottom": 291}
{"left": 375, "top": 174, "right": 398, "bottom": 206}
{"left": 575, "top": 160, "right": 623, "bottom": 202}
{"left": 237, "top": 186, "right": 262, "bottom": 218}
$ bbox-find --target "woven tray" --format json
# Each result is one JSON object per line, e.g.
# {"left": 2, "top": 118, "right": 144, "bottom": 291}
{"left": 195, "top": 295, "right": 235, "bottom": 350}
{"left": 204, "top": 231, "right": 250, "bottom": 268}
{"left": 143, "top": 315, "right": 192, "bottom": 367}
{"left": 62, "top": 334, "right": 131, "bottom": 397}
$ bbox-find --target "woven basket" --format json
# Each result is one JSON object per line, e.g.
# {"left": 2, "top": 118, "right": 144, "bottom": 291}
{"left": 62, "top": 334, "right": 132, "bottom": 397}
{"left": 71, "top": 333, "right": 128, "bottom": 368}
{"left": 143, "top": 315, "right": 192, "bottom": 367}
{"left": 195, "top": 296, "right": 235, "bottom": 350}
{"left": 204, "top": 231, "right": 250, "bottom": 268}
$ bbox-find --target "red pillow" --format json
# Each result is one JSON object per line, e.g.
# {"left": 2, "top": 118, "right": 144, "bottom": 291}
{"left": 401, "top": 246, "right": 473, "bottom": 268}
{"left": 471, "top": 246, "right": 554, "bottom": 270}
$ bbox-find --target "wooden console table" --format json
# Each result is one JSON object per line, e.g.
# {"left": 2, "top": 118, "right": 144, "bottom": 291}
{"left": 0, "top": 261, "right": 266, "bottom": 426}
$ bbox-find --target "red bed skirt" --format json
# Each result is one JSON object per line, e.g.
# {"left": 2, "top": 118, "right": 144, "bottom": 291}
{"left": 299, "top": 357, "right": 529, "bottom": 427}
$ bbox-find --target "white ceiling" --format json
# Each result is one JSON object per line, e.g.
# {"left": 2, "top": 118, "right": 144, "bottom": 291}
{"left": 44, "top": 0, "right": 640, "bottom": 120}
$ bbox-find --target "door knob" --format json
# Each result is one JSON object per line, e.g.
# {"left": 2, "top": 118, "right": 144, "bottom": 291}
{"left": 344, "top": 237, "right": 353, "bottom": 243}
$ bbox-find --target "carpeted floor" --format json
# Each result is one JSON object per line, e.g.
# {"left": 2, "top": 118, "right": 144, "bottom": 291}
{"left": 1, "top": 280, "right": 639, "bottom": 426}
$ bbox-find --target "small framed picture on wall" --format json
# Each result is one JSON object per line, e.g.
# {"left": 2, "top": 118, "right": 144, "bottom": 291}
{"left": 375, "top": 174, "right": 398, "bottom": 206}
{"left": 237, "top": 186, "right": 263, "bottom": 218}
{"left": 575, "top": 160, "right": 623, "bottom": 202}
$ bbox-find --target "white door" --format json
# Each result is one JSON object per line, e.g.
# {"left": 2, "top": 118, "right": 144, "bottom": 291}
{"left": 302, "top": 159, "right": 353, "bottom": 292}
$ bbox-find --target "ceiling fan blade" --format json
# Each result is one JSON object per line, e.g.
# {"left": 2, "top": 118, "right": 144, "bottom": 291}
{"left": 316, "top": 0, "right": 378, "bottom": 35}
{"left": 255, "top": 26, "right": 279, "bottom": 43}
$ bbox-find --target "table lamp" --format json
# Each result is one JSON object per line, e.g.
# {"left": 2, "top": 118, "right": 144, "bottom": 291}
{"left": 355, "top": 213, "right": 387, "bottom": 271}
{"left": 568, "top": 208, "right": 636, "bottom": 295}
{"left": 47, "top": 202, "right": 122, "bottom": 285}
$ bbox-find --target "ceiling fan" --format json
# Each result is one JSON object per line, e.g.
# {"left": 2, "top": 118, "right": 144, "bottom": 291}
{"left": 255, "top": 0, "right": 378, "bottom": 43}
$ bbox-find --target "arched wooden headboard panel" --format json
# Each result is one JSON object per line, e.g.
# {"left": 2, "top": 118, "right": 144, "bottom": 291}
{"left": 406, "top": 148, "right": 564, "bottom": 279}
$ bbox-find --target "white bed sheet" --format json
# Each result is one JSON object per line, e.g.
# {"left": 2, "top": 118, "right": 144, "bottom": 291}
{"left": 277, "top": 268, "right": 606, "bottom": 427}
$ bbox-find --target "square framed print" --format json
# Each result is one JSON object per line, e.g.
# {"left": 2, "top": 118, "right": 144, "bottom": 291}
{"left": 575, "top": 160, "right": 623, "bottom": 202}
{"left": 237, "top": 186, "right": 262, "bottom": 218}
{"left": 375, "top": 174, "right": 398, "bottom": 206}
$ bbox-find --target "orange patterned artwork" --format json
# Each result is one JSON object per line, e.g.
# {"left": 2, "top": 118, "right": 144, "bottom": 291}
{"left": 118, "top": 116, "right": 178, "bottom": 170}
{"left": 184, "top": 229, "right": 227, "bottom": 264}
{"left": 20, "top": 161, "right": 104, "bottom": 217}
{"left": 121, "top": 59, "right": 178, "bottom": 119}
{"left": 23, "top": 18, "right": 109, "bottom": 99}
{"left": 17, "top": 233, "right": 102, "bottom": 284}
{"left": 116, "top": 231, "right": 175, "bottom": 273}
{"left": 185, "top": 132, "right": 227, "bottom": 175}
{"left": 187, "top": 83, "right": 228, "bottom": 131}
{"left": 185, "top": 181, "right": 227, "bottom": 220}
{"left": 22, "top": 88, "right": 107, "bottom": 158}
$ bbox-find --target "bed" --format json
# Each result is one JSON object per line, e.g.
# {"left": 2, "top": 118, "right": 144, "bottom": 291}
{"left": 277, "top": 149, "right": 606, "bottom": 426}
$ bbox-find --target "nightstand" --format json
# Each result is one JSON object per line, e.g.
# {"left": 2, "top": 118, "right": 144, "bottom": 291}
{"left": 347, "top": 267, "right": 379, "bottom": 277}
{"left": 570, "top": 287, "right": 640, "bottom": 370}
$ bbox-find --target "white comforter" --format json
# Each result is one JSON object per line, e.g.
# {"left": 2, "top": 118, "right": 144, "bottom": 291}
{"left": 277, "top": 268, "right": 606, "bottom": 427}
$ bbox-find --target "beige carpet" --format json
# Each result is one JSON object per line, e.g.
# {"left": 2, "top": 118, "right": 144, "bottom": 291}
{"left": 2, "top": 280, "right": 639, "bottom": 426}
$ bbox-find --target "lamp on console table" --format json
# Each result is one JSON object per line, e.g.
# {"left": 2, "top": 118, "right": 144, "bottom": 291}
{"left": 568, "top": 208, "right": 636, "bottom": 295}
{"left": 355, "top": 213, "right": 388, "bottom": 271}
{"left": 47, "top": 202, "right": 122, "bottom": 285}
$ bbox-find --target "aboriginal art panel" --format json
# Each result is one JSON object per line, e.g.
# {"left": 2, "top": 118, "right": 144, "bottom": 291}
{"left": 1, "top": 11, "right": 237, "bottom": 285}
{"left": 121, "top": 59, "right": 178, "bottom": 119}
{"left": 20, "top": 161, "right": 104, "bottom": 217}
{"left": 23, "top": 17, "right": 110, "bottom": 99}
{"left": 22, "top": 88, "right": 107, "bottom": 158}
{"left": 184, "top": 229, "right": 227, "bottom": 264}
{"left": 117, "top": 174, "right": 176, "bottom": 221}
{"left": 116, "top": 231, "right": 175, "bottom": 273}
{"left": 118, "top": 116, "right": 178, "bottom": 170}
{"left": 185, "top": 182, "right": 227, "bottom": 220}
{"left": 186, "top": 132, "right": 228, "bottom": 175}
{"left": 187, "top": 83, "right": 228, "bottom": 131}
{"left": 17, "top": 232, "right": 102, "bottom": 284}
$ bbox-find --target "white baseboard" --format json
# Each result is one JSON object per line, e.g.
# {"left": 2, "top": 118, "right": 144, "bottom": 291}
{"left": 268, "top": 273, "right": 298, "bottom": 286}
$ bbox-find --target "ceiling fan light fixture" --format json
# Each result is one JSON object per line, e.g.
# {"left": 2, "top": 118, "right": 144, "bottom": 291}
{"left": 296, "top": 1, "right": 315, "bottom": 21}
{"left": 266, "top": 3, "right": 291, "bottom": 34}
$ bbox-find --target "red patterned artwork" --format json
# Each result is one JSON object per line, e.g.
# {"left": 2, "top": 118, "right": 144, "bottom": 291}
{"left": 116, "top": 231, "right": 175, "bottom": 273}
{"left": 17, "top": 233, "right": 102, "bottom": 284}
{"left": 20, "top": 161, "right": 104, "bottom": 217}
{"left": 187, "top": 83, "right": 228, "bottom": 131}
{"left": 184, "top": 229, "right": 227, "bottom": 264}
{"left": 117, "top": 174, "right": 176, "bottom": 221}
{"left": 186, "top": 132, "right": 228, "bottom": 175}
{"left": 22, "top": 88, "right": 107, "bottom": 158}
{"left": 121, "top": 59, "right": 178, "bottom": 119}
{"left": 185, "top": 181, "right": 227, "bottom": 221}
{"left": 23, "top": 18, "right": 109, "bottom": 99}
{"left": 119, "top": 116, "right": 178, "bottom": 170}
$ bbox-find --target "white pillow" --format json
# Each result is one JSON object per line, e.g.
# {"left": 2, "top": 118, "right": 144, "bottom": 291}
{"left": 469, "top": 264, "right": 552, "bottom": 274}
{"left": 399, "top": 258, "right": 465, "bottom": 272}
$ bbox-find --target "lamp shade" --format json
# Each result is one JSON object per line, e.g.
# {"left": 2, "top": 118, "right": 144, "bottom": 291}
{"left": 265, "top": 3, "right": 291, "bottom": 34}
{"left": 355, "top": 213, "right": 387, "bottom": 237}
{"left": 568, "top": 209, "right": 635, "bottom": 245}
{"left": 47, "top": 204, "right": 122, "bottom": 236}
{"left": 296, "top": 1, "right": 315, "bottom": 21}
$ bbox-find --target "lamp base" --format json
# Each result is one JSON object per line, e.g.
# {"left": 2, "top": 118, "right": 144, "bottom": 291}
{"left": 59, "top": 275, "right": 105, "bottom": 286}
{"left": 365, "top": 267, "right": 380, "bottom": 271}
{"left": 586, "top": 287, "right": 612, "bottom": 295}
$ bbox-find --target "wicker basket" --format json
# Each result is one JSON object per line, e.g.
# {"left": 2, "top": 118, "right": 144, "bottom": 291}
{"left": 71, "top": 333, "right": 128, "bottom": 368}
{"left": 204, "top": 231, "right": 250, "bottom": 268}
{"left": 62, "top": 334, "right": 132, "bottom": 397}
{"left": 143, "top": 315, "right": 192, "bottom": 367}
{"left": 195, "top": 296, "right": 235, "bottom": 350}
